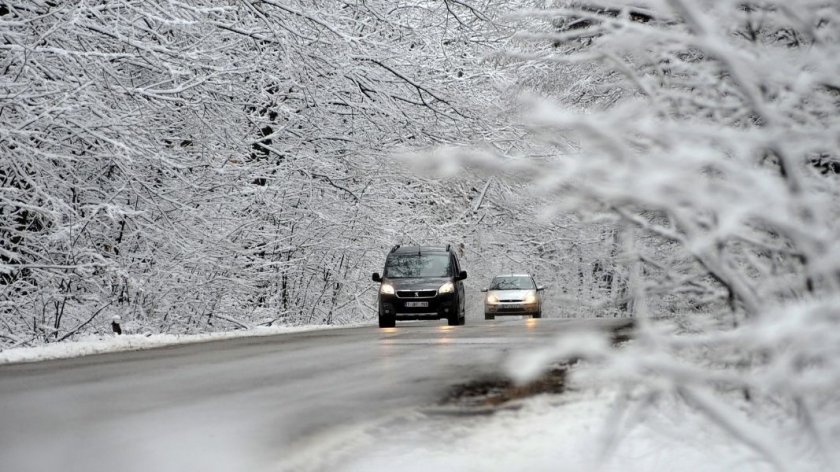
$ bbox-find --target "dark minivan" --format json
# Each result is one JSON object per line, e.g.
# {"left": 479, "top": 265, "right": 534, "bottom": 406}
{"left": 372, "top": 245, "right": 467, "bottom": 328}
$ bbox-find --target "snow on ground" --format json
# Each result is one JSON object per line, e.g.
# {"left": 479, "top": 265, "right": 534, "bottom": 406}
{"left": 280, "top": 387, "right": 783, "bottom": 472}
{"left": 0, "top": 324, "right": 356, "bottom": 365}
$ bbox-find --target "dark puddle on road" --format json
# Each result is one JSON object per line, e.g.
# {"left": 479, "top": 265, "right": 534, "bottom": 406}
{"left": 438, "top": 364, "right": 570, "bottom": 413}
{"left": 434, "top": 320, "right": 634, "bottom": 415}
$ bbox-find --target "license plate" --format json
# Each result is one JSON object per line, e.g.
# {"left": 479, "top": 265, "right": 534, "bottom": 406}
{"left": 504, "top": 304, "right": 522, "bottom": 310}
{"left": 405, "top": 301, "right": 429, "bottom": 308}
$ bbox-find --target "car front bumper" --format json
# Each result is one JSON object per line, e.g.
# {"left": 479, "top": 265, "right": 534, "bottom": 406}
{"left": 380, "top": 292, "right": 458, "bottom": 320}
{"left": 485, "top": 302, "right": 539, "bottom": 316}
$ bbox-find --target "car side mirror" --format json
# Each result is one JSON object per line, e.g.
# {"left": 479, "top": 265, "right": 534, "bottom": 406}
{"left": 537, "top": 286, "right": 545, "bottom": 291}
{"left": 372, "top": 272, "right": 382, "bottom": 282}
{"left": 480, "top": 287, "right": 488, "bottom": 293}
{"left": 458, "top": 270, "right": 468, "bottom": 280}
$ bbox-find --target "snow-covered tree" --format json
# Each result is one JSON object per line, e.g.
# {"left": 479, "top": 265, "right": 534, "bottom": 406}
{"left": 454, "top": 0, "right": 840, "bottom": 468}
{"left": 0, "top": 0, "right": 521, "bottom": 345}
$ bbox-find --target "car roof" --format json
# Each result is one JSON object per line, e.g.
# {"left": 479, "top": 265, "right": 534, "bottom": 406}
{"left": 391, "top": 245, "right": 450, "bottom": 254}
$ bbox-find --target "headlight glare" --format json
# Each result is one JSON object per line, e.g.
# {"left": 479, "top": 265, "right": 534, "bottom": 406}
{"left": 380, "top": 283, "right": 395, "bottom": 295}
{"left": 525, "top": 292, "right": 537, "bottom": 304}
{"left": 439, "top": 282, "right": 455, "bottom": 294}
{"left": 486, "top": 294, "right": 499, "bottom": 304}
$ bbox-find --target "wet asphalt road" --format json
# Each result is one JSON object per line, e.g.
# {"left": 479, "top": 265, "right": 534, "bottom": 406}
{"left": 0, "top": 318, "right": 624, "bottom": 472}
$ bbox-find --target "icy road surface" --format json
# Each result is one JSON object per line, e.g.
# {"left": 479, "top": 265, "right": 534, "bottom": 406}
{"left": 0, "top": 319, "right": 623, "bottom": 472}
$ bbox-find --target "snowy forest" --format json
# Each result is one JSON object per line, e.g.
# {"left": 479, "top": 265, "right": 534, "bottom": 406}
{"left": 2, "top": 0, "right": 621, "bottom": 342}
{"left": 2, "top": 0, "right": 840, "bottom": 467}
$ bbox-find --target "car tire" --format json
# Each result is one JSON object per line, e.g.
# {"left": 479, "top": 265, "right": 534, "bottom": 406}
{"left": 459, "top": 307, "right": 466, "bottom": 325}
{"left": 379, "top": 313, "right": 395, "bottom": 328}
{"left": 533, "top": 311, "right": 542, "bottom": 319}
{"left": 447, "top": 312, "right": 460, "bottom": 326}
{"left": 485, "top": 313, "right": 495, "bottom": 320}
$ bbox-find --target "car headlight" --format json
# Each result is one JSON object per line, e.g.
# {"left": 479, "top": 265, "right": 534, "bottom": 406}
{"left": 524, "top": 292, "right": 537, "bottom": 304}
{"left": 380, "top": 283, "right": 395, "bottom": 295}
{"left": 486, "top": 294, "right": 499, "bottom": 304}
{"left": 439, "top": 282, "right": 455, "bottom": 294}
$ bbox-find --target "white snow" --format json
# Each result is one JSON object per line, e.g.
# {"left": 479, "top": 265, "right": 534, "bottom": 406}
{"left": 0, "top": 324, "right": 356, "bottom": 365}
{"left": 280, "top": 387, "right": 781, "bottom": 472}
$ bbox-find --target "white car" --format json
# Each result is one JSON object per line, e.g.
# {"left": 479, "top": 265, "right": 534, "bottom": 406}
{"left": 481, "top": 274, "right": 544, "bottom": 320}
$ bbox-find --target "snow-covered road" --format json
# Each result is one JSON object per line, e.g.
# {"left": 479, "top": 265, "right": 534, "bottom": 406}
{"left": 0, "top": 319, "right": 625, "bottom": 472}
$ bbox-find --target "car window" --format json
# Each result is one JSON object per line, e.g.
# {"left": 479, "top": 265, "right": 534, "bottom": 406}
{"left": 490, "top": 276, "right": 535, "bottom": 290}
{"left": 384, "top": 254, "right": 452, "bottom": 278}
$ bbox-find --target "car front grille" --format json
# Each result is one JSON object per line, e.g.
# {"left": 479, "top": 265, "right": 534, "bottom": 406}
{"left": 396, "top": 289, "right": 437, "bottom": 298}
{"left": 498, "top": 305, "right": 526, "bottom": 312}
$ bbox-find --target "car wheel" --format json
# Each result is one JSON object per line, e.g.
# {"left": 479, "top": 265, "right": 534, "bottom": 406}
{"left": 485, "top": 313, "right": 495, "bottom": 320}
{"left": 459, "top": 308, "right": 466, "bottom": 325}
{"left": 533, "top": 311, "right": 542, "bottom": 319}
{"left": 379, "top": 313, "right": 395, "bottom": 328}
{"left": 447, "top": 311, "right": 460, "bottom": 326}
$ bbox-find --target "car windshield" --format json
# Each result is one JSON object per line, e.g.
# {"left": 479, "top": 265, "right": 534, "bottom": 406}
{"left": 384, "top": 254, "right": 452, "bottom": 278}
{"left": 490, "top": 276, "right": 535, "bottom": 290}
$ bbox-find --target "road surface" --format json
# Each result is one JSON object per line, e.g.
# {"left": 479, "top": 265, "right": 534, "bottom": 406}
{"left": 0, "top": 318, "right": 624, "bottom": 472}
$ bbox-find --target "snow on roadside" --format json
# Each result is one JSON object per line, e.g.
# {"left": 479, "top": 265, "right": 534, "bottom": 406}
{"left": 288, "top": 388, "right": 782, "bottom": 472}
{"left": 0, "top": 324, "right": 360, "bottom": 365}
